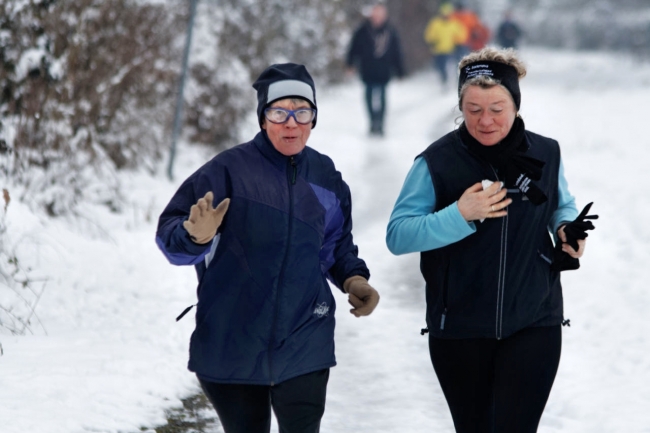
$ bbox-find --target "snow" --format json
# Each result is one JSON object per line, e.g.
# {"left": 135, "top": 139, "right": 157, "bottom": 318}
{"left": 2, "top": 47, "right": 650, "bottom": 432}
{"left": 15, "top": 47, "right": 47, "bottom": 81}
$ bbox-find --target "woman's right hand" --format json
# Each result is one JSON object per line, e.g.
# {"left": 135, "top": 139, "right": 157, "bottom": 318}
{"left": 457, "top": 182, "right": 512, "bottom": 222}
{"left": 183, "top": 192, "right": 231, "bottom": 244}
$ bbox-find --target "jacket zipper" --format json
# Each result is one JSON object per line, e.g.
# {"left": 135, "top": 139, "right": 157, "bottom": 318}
{"left": 268, "top": 156, "right": 297, "bottom": 385}
{"left": 491, "top": 165, "right": 507, "bottom": 340}
{"left": 496, "top": 213, "right": 508, "bottom": 339}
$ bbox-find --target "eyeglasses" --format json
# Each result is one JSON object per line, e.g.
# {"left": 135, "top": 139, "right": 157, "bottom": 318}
{"left": 264, "top": 107, "right": 316, "bottom": 125}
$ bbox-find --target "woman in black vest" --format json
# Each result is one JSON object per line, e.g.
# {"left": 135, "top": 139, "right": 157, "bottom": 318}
{"left": 386, "top": 47, "right": 595, "bottom": 432}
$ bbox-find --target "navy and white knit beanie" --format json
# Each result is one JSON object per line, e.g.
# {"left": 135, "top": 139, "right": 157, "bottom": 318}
{"left": 252, "top": 63, "right": 317, "bottom": 129}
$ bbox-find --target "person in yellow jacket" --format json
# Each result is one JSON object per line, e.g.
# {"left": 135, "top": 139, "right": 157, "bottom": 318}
{"left": 423, "top": 3, "right": 468, "bottom": 87}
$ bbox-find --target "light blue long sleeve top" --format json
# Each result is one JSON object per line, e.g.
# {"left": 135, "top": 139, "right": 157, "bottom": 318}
{"left": 386, "top": 156, "right": 579, "bottom": 255}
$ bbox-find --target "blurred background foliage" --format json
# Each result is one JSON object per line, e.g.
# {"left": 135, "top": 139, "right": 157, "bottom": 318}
{"left": 1, "top": 0, "right": 648, "bottom": 215}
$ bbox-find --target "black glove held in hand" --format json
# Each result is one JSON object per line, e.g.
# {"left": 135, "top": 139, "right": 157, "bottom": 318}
{"left": 551, "top": 202, "right": 598, "bottom": 272}
{"left": 563, "top": 202, "right": 598, "bottom": 251}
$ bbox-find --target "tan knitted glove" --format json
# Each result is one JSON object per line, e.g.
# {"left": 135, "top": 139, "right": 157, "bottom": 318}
{"left": 182, "top": 191, "right": 230, "bottom": 244}
{"left": 343, "top": 276, "right": 380, "bottom": 318}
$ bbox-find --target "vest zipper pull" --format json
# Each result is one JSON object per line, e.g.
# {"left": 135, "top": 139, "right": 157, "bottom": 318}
{"left": 440, "top": 308, "right": 447, "bottom": 330}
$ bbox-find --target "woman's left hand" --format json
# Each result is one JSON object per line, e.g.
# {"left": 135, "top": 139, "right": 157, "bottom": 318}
{"left": 557, "top": 225, "right": 586, "bottom": 258}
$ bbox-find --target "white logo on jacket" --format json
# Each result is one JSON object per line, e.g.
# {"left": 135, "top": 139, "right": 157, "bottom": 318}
{"left": 313, "top": 302, "right": 330, "bottom": 318}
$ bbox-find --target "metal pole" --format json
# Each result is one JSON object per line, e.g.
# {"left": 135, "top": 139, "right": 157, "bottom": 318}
{"left": 167, "top": 0, "right": 199, "bottom": 181}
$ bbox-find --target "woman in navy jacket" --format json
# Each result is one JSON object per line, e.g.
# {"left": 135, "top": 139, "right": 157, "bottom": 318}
{"left": 387, "top": 47, "right": 592, "bottom": 432}
{"left": 156, "top": 63, "right": 379, "bottom": 433}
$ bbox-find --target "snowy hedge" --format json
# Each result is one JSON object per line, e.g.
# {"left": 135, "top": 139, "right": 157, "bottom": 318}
{"left": 0, "top": 0, "right": 356, "bottom": 334}
{"left": 0, "top": 0, "right": 183, "bottom": 215}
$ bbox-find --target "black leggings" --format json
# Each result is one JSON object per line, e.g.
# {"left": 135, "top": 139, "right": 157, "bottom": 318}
{"left": 429, "top": 325, "right": 562, "bottom": 433}
{"left": 198, "top": 368, "right": 329, "bottom": 433}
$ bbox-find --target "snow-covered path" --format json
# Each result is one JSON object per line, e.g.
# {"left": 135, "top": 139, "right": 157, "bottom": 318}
{"left": 312, "top": 71, "right": 458, "bottom": 432}
{"left": 1, "top": 48, "right": 650, "bottom": 432}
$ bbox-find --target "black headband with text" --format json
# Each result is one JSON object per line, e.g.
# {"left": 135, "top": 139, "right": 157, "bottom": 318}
{"left": 458, "top": 61, "right": 521, "bottom": 110}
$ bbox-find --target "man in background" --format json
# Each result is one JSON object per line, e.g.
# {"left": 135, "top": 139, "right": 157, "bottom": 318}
{"left": 497, "top": 10, "right": 523, "bottom": 49}
{"left": 346, "top": 3, "right": 405, "bottom": 136}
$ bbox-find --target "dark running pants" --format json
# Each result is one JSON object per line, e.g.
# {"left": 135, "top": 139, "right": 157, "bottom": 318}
{"left": 432, "top": 54, "right": 451, "bottom": 84}
{"left": 198, "top": 368, "right": 329, "bottom": 433}
{"left": 429, "top": 325, "right": 562, "bottom": 433}
{"left": 364, "top": 82, "right": 386, "bottom": 132}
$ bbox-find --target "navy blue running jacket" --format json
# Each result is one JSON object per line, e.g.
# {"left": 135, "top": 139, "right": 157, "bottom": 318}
{"left": 156, "top": 131, "right": 370, "bottom": 385}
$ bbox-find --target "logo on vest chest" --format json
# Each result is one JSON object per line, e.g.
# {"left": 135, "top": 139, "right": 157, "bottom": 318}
{"left": 515, "top": 174, "right": 531, "bottom": 193}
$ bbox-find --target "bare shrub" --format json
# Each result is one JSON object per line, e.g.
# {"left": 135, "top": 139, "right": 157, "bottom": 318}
{"left": 0, "top": 189, "right": 47, "bottom": 336}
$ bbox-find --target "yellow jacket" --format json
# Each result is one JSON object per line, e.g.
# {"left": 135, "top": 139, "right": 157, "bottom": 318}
{"left": 423, "top": 16, "right": 468, "bottom": 55}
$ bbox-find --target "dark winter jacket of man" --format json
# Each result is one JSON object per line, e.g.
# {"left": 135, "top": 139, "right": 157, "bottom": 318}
{"left": 156, "top": 131, "right": 370, "bottom": 385}
{"left": 419, "top": 129, "right": 563, "bottom": 340}
{"left": 346, "top": 20, "right": 405, "bottom": 84}
{"left": 497, "top": 20, "right": 522, "bottom": 49}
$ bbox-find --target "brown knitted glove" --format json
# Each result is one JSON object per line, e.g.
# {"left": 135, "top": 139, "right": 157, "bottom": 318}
{"left": 343, "top": 276, "right": 380, "bottom": 318}
{"left": 182, "top": 192, "right": 230, "bottom": 244}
